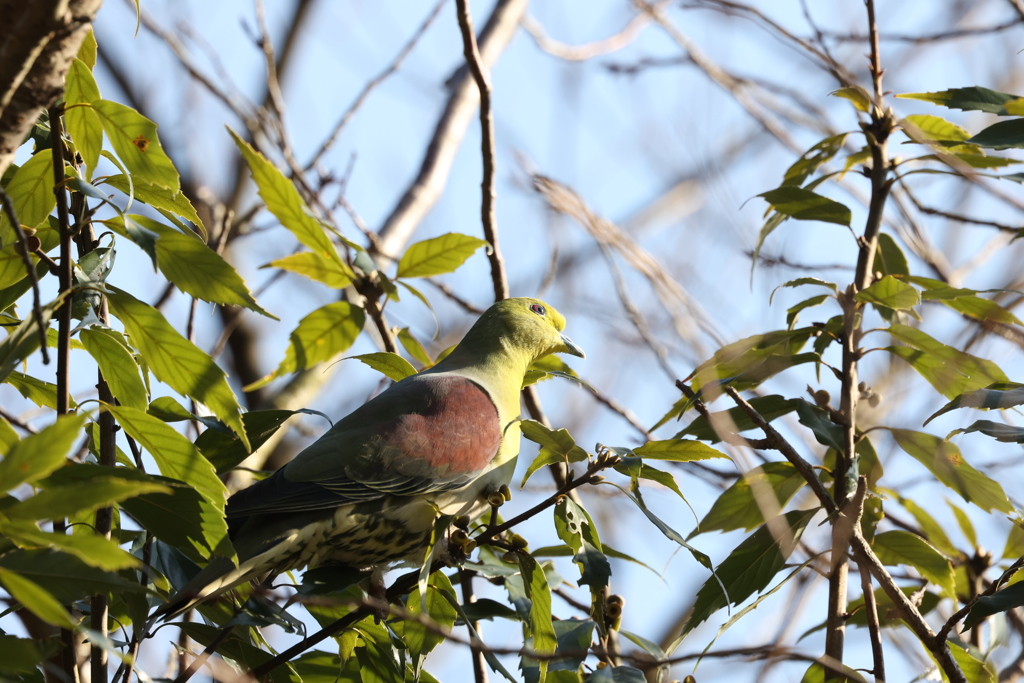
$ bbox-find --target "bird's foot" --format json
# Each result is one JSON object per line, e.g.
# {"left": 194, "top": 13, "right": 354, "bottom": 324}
{"left": 367, "top": 567, "right": 389, "bottom": 623}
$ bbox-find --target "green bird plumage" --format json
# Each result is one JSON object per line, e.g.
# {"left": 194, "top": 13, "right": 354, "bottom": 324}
{"left": 159, "top": 297, "right": 583, "bottom": 617}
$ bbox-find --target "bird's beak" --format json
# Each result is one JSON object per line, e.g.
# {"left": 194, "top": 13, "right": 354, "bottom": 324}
{"left": 560, "top": 334, "right": 586, "bottom": 359}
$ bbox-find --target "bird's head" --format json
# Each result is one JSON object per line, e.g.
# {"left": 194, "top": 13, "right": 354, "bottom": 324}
{"left": 458, "top": 297, "right": 584, "bottom": 364}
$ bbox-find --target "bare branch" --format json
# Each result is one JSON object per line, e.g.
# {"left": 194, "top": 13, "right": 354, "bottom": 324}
{"left": 521, "top": 8, "right": 658, "bottom": 62}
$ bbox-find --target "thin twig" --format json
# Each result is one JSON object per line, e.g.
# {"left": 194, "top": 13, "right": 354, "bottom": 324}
{"left": 521, "top": 9, "right": 657, "bottom": 61}
{"left": 455, "top": 0, "right": 508, "bottom": 302}
{"left": 305, "top": 0, "right": 446, "bottom": 171}
{"left": 459, "top": 568, "right": 488, "bottom": 683}
{"left": 173, "top": 625, "right": 234, "bottom": 683}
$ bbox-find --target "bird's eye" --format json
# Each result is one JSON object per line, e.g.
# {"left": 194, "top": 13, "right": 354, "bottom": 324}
{"left": 530, "top": 303, "right": 546, "bottom": 316}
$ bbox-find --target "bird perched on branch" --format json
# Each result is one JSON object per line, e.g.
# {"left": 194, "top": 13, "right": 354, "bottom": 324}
{"left": 157, "top": 297, "right": 584, "bottom": 618}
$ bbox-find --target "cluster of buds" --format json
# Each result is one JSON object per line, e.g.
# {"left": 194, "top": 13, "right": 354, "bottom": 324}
{"left": 604, "top": 594, "right": 624, "bottom": 631}
{"left": 858, "top": 381, "right": 882, "bottom": 408}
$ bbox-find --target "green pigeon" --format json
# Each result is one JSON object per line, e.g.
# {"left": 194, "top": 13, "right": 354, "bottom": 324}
{"left": 159, "top": 297, "right": 583, "bottom": 617}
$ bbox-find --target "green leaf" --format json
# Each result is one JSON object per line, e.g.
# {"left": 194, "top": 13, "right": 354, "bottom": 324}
{"left": 0, "top": 520, "right": 140, "bottom": 570}
{"left": 688, "top": 328, "right": 819, "bottom": 392}
{"left": 783, "top": 134, "right": 849, "bottom": 187}
{"left": 750, "top": 211, "right": 787, "bottom": 273}
{"left": 77, "top": 29, "right": 97, "bottom": 68}
{"left": 962, "top": 580, "right": 1024, "bottom": 630}
{"left": 106, "top": 287, "right": 249, "bottom": 450}
{"left": 3, "top": 370, "right": 73, "bottom": 410}
{"left": 123, "top": 216, "right": 268, "bottom": 315}
{"left": 947, "top": 419, "right": 1024, "bottom": 443}
{"left": 758, "top": 187, "right": 851, "bottom": 226}
{"left": 65, "top": 60, "right": 103, "bottom": 177}
{"left": 0, "top": 414, "right": 87, "bottom": 491}
{"left": 873, "top": 530, "right": 955, "bottom": 598}
{"left": 0, "top": 567, "right": 75, "bottom": 628}
{"left": 0, "top": 548, "right": 145, "bottom": 603}
{"left": 831, "top": 86, "right": 872, "bottom": 112}
{"left": 968, "top": 118, "right": 1024, "bottom": 150}
{"left": 903, "top": 114, "right": 971, "bottom": 143}
{"left": 108, "top": 405, "right": 227, "bottom": 506}
{"left": 6, "top": 474, "right": 168, "bottom": 521}
{"left": 401, "top": 570, "right": 458, "bottom": 668}
{"left": 793, "top": 400, "right": 845, "bottom": 451}
{"left": 691, "top": 462, "right": 806, "bottom": 538}
{"left": 890, "top": 428, "right": 1012, "bottom": 512}
{"left": 947, "top": 643, "right": 997, "bottom": 683}
{"left": 397, "top": 327, "right": 433, "bottom": 367}
{"left": 521, "top": 420, "right": 589, "bottom": 462}
{"left": 396, "top": 233, "right": 488, "bottom": 278}
{"left": 855, "top": 275, "right": 920, "bottom": 310}
{"left": 554, "top": 497, "right": 611, "bottom": 592}
{"left": 80, "top": 327, "right": 148, "bottom": 410}
{"left": 925, "top": 382, "right": 1024, "bottom": 425}
{"left": 676, "top": 395, "right": 801, "bottom": 442}
{"left": 898, "top": 497, "right": 958, "bottom": 557}
{"left": 92, "top": 100, "right": 179, "bottom": 191}
{"left": 516, "top": 552, "right": 557, "bottom": 661}
{"left": 947, "top": 500, "right": 977, "bottom": 548}
{"left": 786, "top": 294, "right": 829, "bottom": 329}
{"left": 633, "top": 439, "right": 728, "bottom": 462}
{"left": 770, "top": 277, "right": 838, "bottom": 305}
{"left": 102, "top": 174, "right": 206, "bottom": 236}
{"left": 263, "top": 251, "right": 354, "bottom": 289}
{"left": 247, "top": 301, "right": 364, "bottom": 390}
{"left": 0, "top": 150, "right": 55, "bottom": 244}
{"left": 230, "top": 129, "right": 346, "bottom": 271}
{"left": 195, "top": 409, "right": 297, "bottom": 474}
{"left": 348, "top": 352, "right": 417, "bottom": 382}
{"left": 897, "top": 87, "right": 1019, "bottom": 114}
{"left": 0, "top": 301, "right": 58, "bottom": 384}
{"left": 683, "top": 509, "right": 817, "bottom": 635}
{"left": 886, "top": 324, "right": 1007, "bottom": 399}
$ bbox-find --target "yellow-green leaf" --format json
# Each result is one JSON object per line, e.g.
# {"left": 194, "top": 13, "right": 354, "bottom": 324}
{"left": 230, "top": 129, "right": 346, "bottom": 270}
{"left": 886, "top": 324, "right": 1006, "bottom": 399}
{"left": 106, "top": 288, "right": 249, "bottom": 450}
{"left": 92, "top": 100, "right": 180, "bottom": 191}
{"left": 397, "top": 327, "right": 432, "bottom": 366}
{"left": 633, "top": 439, "right": 728, "bottom": 462}
{"left": 831, "top": 86, "right": 872, "bottom": 113}
{"left": 65, "top": 60, "right": 102, "bottom": 177}
{"left": 903, "top": 114, "right": 970, "bottom": 142}
{"left": 80, "top": 327, "right": 148, "bottom": 410}
{"left": 0, "top": 150, "right": 55, "bottom": 243}
{"left": 263, "top": 251, "right": 354, "bottom": 289}
{"left": 0, "top": 414, "right": 88, "bottom": 492}
{"left": 0, "top": 520, "right": 141, "bottom": 571}
{"left": 0, "top": 568, "right": 75, "bottom": 628}
{"left": 246, "top": 302, "right": 364, "bottom": 390}
{"left": 102, "top": 174, "right": 206, "bottom": 237}
{"left": 855, "top": 275, "right": 920, "bottom": 310}
{"left": 348, "top": 352, "right": 417, "bottom": 383}
{"left": 396, "top": 233, "right": 488, "bottom": 278}
{"left": 873, "top": 530, "right": 955, "bottom": 599}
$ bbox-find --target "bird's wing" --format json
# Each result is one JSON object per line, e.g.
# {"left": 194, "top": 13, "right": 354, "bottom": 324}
{"left": 225, "top": 373, "right": 503, "bottom": 518}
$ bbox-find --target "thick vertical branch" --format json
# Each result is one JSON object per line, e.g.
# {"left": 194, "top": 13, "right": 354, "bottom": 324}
{"left": 454, "top": 0, "right": 507, "bottom": 302}
{"left": 48, "top": 104, "right": 77, "bottom": 683}
{"left": 826, "top": 2, "right": 894, "bottom": 675}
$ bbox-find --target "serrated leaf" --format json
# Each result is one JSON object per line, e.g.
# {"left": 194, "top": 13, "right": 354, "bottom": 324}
{"left": 102, "top": 174, "right": 206, "bottom": 236}
{"left": 683, "top": 509, "right": 817, "bottom": 635}
{"left": 0, "top": 414, "right": 88, "bottom": 492}
{"left": 886, "top": 324, "right": 1006, "bottom": 399}
{"left": 831, "top": 86, "right": 872, "bottom": 112}
{"left": 855, "top": 275, "right": 920, "bottom": 310}
{"left": 109, "top": 405, "right": 227, "bottom": 507}
{"left": 106, "top": 287, "right": 249, "bottom": 450}
{"left": 195, "top": 409, "right": 297, "bottom": 474}
{"left": 92, "top": 100, "right": 179, "bottom": 191}
{"left": 246, "top": 302, "right": 365, "bottom": 390}
{"left": 962, "top": 580, "right": 1024, "bottom": 631}
{"left": 263, "top": 251, "right": 354, "bottom": 288}
{"left": 890, "top": 428, "right": 1011, "bottom": 513}
{"left": 947, "top": 643, "right": 997, "bottom": 683}
{"left": 897, "top": 87, "right": 1018, "bottom": 114}
{"left": 6, "top": 474, "right": 168, "bottom": 521}
{"left": 0, "top": 568, "right": 75, "bottom": 628}
{"left": 396, "top": 233, "right": 487, "bottom": 278}
{"left": 783, "top": 133, "right": 849, "bottom": 187}
{"left": 0, "top": 150, "right": 55, "bottom": 242}
{"left": 80, "top": 326, "right": 148, "bottom": 410}
{"left": 969, "top": 118, "right": 1024, "bottom": 150}
{"left": 691, "top": 462, "right": 806, "bottom": 538}
{"left": 65, "top": 60, "right": 102, "bottom": 177}
{"left": 633, "top": 439, "right": 728, "bottom": 462}
{"left": 676, "top": 395, "right": 801, "bottom": 442}
{"left": 230, "top": 129, "right": 346, "bottom": 271}
{"left": 873, "top": 530, "right": 955, "bottom": 598}
{"left": 758, "top": 187, "right": 851, "bottom": 226}
{"left": 770, "top": 277, "right": 838, "bottom": 305}
{"left": 348, "top": 352, "right": 417, "bottom": 382}
{"left": 4, "top": 370, "right": 75, "bottom": 410}
{"left": 520, "top": 420, "right": 589, "bottom": 462}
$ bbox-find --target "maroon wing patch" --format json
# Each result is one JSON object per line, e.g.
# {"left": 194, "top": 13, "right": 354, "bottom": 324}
{"left": 383, "top": 375, "right": 502, "bottom": 475}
